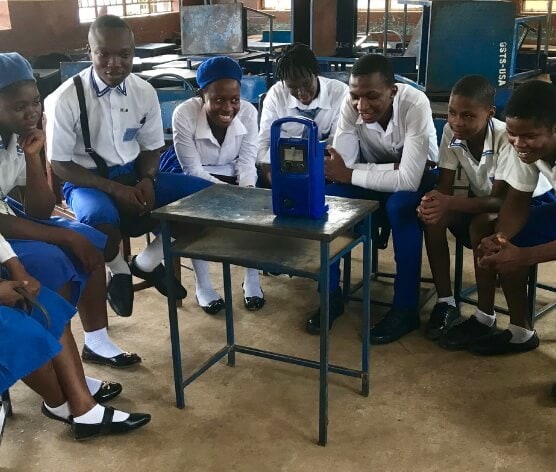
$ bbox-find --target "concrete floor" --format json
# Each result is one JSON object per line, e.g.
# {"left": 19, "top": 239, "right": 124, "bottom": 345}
{"left": 1, "top": 237, "right": 556, "bottom": 472}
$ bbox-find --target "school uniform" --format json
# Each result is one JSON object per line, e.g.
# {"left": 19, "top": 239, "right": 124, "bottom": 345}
{"left": 0, "top": 133, "right": 106, "bottom": 305}
{"left": 160, "top": 97, "right": 258, "bottom": 187}
{"left": 44, "top": 66, "right": 211, "bottom": 229}
{"left": 0, "top": 233, "right": 77, "bottom": 393}
{"left": 326, "top": 84, "right": 439, "bottom": 312}
{"left": 257, "top": 76, "right": 348, "bottom": 164}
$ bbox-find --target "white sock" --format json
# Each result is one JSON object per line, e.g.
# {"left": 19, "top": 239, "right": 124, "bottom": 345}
{"left": 106, "top": 253, "right": 130, "bottom": 276}
{"left": 44, "top": 401, "right": 71, "bottom": 421}
{"left": 85, "top": 376, "right": 102, "bottom": 396}
{"left": 84, "top": 328, "right": 124, "bottom": 358}
{"left": 437, "top": 296, "right": 456, "bottom": 307}
{"left": 192, "top": 259, "right": 221, "bottom": 306}
{"left": 243, "top": 268, "right": 263, "bottom": 298}
{"left": 134, "top": 234, "right": 164, "bottom": 272}
{"left": 508, "top": 324, "right": 535, "bottom": 343}
{"left": 73, "top": 404, "right": 129, "bottom": 424}
{"left": 474, "top": 308, "right": 496, "bottom": 327}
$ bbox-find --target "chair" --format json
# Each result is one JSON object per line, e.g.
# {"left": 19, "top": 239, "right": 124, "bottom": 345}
{"left": 1, "top": 390, "right": 12, "bottom": 445}
{"left": 240, "top": 75, "right": 268, "bottom": 107}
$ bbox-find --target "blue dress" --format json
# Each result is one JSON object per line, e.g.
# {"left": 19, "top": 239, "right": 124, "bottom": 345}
{"left": 0, "top": 286, "right": 76, "bottom": 393}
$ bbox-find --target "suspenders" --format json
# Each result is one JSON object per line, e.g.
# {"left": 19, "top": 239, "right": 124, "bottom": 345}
{"left": 73, "top": 75, "right": 109, "bottom": 178}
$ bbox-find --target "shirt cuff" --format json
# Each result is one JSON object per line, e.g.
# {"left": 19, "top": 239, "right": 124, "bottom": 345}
{"left": 504, "top": 176, "right": 537, "bottom": 193}
{"left": 351, "top": 168, "right": 373, "bottom": 188}
{"left": 0, "top": 239, "right": 17, "bottom": 264}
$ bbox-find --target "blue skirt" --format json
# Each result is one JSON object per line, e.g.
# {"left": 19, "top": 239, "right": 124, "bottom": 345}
{"left": 0, "top": 286, "right": 76, "bottom": 393}
{"left": 6, "top": 198, "right": 107, "bottom": 306}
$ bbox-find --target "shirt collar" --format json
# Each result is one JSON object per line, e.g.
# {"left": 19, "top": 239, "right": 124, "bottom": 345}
{"left": 91, "top": 67, "right": 127, "bottom": 97}
{"left": 448, "top": 119, "right": 495, "bottom": 157}
{"left": 0, "top": 134, "right": 23, "bottom": 155}
{"left": 286, "top": 77, "right": 332, "bottom": 111}
{"left": 195, "top": 106, "right": 247, "bottom": 144}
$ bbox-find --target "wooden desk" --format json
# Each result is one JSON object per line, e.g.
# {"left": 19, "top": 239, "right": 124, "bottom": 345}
{"left": 153, "top": 186, "right": 378, "bottom": 446}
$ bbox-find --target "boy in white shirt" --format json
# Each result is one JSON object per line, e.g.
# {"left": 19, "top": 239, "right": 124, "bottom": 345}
{"left": 319, "top": 54, "right": 438, "bottom": 343}
{"left": 476, "top": 80, "right": 556, "bottom": 356}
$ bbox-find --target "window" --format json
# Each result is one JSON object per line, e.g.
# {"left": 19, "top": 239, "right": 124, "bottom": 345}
{"left": 262, "top": 0, "right": 291, "bottom": 10}
{"left": 79, "top": 0, "right": 173, "bottom": 22}
{"left": 262, "top": 1, "right": 419, "bottom": 11}
{"left": 522, "top": 1, "right": 552, "bottom": 12}
{"left": 0, "top": 0, "right": 11, "bottom": 30}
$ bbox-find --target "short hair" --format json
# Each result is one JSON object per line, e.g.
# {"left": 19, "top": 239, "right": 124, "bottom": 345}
{"left": 351, "top": 54, "right": 394, "bottom": 86}
{"left": 505, "top": 80, "right": 556, "bottom": 128}
{"left": 451, "top": 75, "right": 495, "bottom": 108}
{"left": 275, "top": 43, "right": 319, "bottom": 81}
{"left": 88, "top": 14, "right": 134, "bottom": 44}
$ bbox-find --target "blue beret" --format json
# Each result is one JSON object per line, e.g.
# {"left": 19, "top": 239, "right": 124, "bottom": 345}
{"left": 0, "top": 52, "right": 35, "bottom": 91}
{"left": 196, "top": 56, "right": 242, "bottom": 90}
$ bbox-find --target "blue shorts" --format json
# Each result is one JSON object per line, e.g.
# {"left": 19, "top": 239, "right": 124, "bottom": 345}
{"left": 512, "top": 194, "right": 556, "bottom": 248}
{"left": 63, "top": 162, "right": 212, "bottom": 228}
{"left": 6, "top": 199, "right": 107, "bottom": 305}
{"left": 0, "top": 286, "right": 76, "bottom": 392}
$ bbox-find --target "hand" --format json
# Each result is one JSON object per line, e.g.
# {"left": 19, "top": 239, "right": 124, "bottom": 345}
{"left": 417, "top": 190, "right": 452, "bottom": 225}
{"left": 111, "top": 182, "right": 148, "bottom": 215}
{"left": 66, "top": 233, "right": 104, "bottom": 273}
{"left": 477, "top": 233, "right": 505, "bottom": 259}
{"left": 5, "top": 259, "right": 41, "bottom": 297}
{"left": 477, "top": 234, "right": 527, "bottom": 273}
{"left": 136, "top": 178, "right": 156, "bottom": 214}
{"left": 19, "top": 128, "right": 46, "bottom": 157}
{"left": 0, "top": 280, "right": 26, "bottom": 307}
{"left": 324, "top": 146, "right": 353, "bottom": 184}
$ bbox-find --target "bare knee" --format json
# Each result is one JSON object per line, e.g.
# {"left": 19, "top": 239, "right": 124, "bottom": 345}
{"left": 469, "top": 213, "right": 497, "bottom": 248}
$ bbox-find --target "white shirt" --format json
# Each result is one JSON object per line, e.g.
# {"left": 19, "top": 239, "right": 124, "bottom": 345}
{"left": 439, "top": 118, "right": 552, "bottom": 198}
{"left": 0, "top": 133, "right": 26, "bottom": 216}
{"left": 172, "top": 97, "right": 258, "bottom": 187}
{"left": 44, "top": 66, "right": 164, "bottom": 169}
{"left": 333, "top": 83, "right": 439, "bottom": 193}
{"left": 0, "top": 233, "right": 16, "bottom": 264}
{"left": 536, "top": 160, "right": 556, "bottom": 191}
{"left": 257, "top": 76, "right": 348, "bottom": 163}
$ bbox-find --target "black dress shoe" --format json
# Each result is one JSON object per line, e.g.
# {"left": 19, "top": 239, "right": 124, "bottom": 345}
{"left": 438, "top": 315, "right": 496, "bottom": 351}
{"left": 41, "top": 403, "right": 71, "bottom": 424}
{"left": 196, "top": 296, "right": 225, "bottom": 315}
{"left": 82, "top": 345, "right": 142, "bottom": 368}
{"left": 305, "top": 287, "right": 345, "bottom": 335}
{"left": 129, "top": 256, "right": 187, "bottom": 299}
{"left": 369, "top": 309, "right": 420, "bottom": 345}
{"left": 242, "top": 284, "right": 265, "bottom": 311}
{"left": 469, "top": 330, "right": 539, "bottom": 356}
{"left": 92, "top": 381, "right": 123, "bottom": 403}
{"left": 107, "top": 273, "right": 134, "bottom": 317}
{"left": 425, "top": 303, "right": 461, "bottom": 340}
{"left": 71, "top": 406, "right": 151, "bottom": 440}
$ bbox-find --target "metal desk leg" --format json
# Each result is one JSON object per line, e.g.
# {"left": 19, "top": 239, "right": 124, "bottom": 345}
{"left": 318, "top": 241, "right": 330, "bottom": 446}
{"left": 361, "top": 215, "right": 372, "bottom": 396}
{"left": 161, "top": 221, "right": 185, "bottom": 409}
{"left": 222, "top": 263, "right": 236, "bottom": 366}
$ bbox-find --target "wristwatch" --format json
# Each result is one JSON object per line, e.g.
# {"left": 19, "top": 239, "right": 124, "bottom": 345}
{"left": 143, "top": 174, "right": 157, "bottom": 188}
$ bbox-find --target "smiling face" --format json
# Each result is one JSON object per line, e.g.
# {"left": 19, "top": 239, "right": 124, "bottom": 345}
{"left": 505, "top": 116, "right": 556, "bottom": 165}
{"left": 202, "top": 79, "right": 241, "bottom": 129}
{"left": 447, "top": 94, "right": 494, "bottom": 142}
{"left": 88, "top": 26, "right": 134, "bottom": 87}
{"left": 0, "top": 81, "right": 41, "bottom": 137}
{"left": 348, "top": 72, "right": 396, "bottom": 126}
{"left": 284, "top": 74, "right": 318, "bottom": 106}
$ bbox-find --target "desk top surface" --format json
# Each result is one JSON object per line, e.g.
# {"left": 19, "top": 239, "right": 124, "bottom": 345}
{"left": 152, "top": 186, "right": 378, "bottom": 242}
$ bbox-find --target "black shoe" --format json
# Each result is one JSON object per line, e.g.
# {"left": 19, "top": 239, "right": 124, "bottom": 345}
{"left": 107, "top": 273, "right": 134, "bottom": 317}
{"left": 82, "top": 345, "right": 142, "bottom": 369}
{"left": 438, "top": 315, "right": 496, "bottom": 351}
{"left": 129, "top": 256, "right": 187, "bottom": 300}
{"left": 425, "top": 303, "right": 461, "bottom": 340}
{"left": 369, "top": 309, "right": 420, "bottom": 345}
{"left": 305, "top": 288, "right": 345, "bottom": 335}
{"left": 92, "top": 381, "right": 123, "bottom": 403}
{"left": 196, "top": 296, "right": 225, "bottom": 315}
{"left": 41, "top": 403, "right": 71, "bottom": 425}
{"left": 242, "top": 283, "right": 265, "bottom": 311}
{"left": 469, "top": 330, "right": 539, "bottom": 356}
{"left": 551, "top": 383, "right": 556, "bottom": 400}
{"left": 71, "top": 406, "right": 151, "bottom": 440}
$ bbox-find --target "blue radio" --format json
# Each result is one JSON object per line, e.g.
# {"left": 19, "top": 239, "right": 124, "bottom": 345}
{"left": 270, "top": 117, "right": 328, "bottom": 219}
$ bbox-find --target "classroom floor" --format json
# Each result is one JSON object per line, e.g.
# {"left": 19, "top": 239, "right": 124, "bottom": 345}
{"left": 1, "top": 235, "right": 556, "bottom": 472}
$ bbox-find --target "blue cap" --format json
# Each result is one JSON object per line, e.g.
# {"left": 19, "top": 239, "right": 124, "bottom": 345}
{"left": 0, "top": 52, "right": 35, "bottom": 91}
{"left": 196, "top": 56, "right": 242, "bottom": 90}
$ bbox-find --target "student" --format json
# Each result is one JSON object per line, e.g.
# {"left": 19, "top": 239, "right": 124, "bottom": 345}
{"left": 44, "top": 15, "right": 211, "bottom": 317}
{"left": 474, "top": 80, "right": 556, "bottom": 356}
{"left": 0, "top": 234, "right": 150, "bottom": 440}
{"left": 418, "top": 76, "right": 553, "bottom": 343}
{"left": 319, "top": 54, "right": 438, "bottom": 344}
{"left": 160, "top": 56, "right": 264, "bottom": 313}
{"left": 257, "top": 43, "right": 348, "bottom": 184}
{"left": 0, "top": 52, "right": 140, "bottom": 368}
